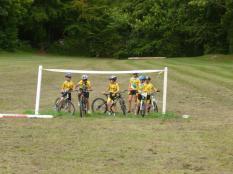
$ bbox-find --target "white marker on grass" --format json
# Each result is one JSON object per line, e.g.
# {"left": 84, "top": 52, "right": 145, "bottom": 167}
{"left": 182, "top": 115, "right": 190, "bottom": 119}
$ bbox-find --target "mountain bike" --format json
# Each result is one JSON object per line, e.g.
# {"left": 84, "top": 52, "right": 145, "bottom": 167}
{"left": 54, "top": 91, "right": 75, "bottom": 115}
{"left": 78, "top": 88, "right": 91, "bottom": 117}
{"left": 92, "top": 90, "right": 127, "bottom": 116}
{"left": 136, "top": 92, "right": 148, "bottom": 117}
{"left": 147, "top": 92, "right": 159, "bottom": 113}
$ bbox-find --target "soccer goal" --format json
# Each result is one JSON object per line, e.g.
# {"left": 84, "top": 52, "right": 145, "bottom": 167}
{"left": 35, "top": 65, "right": 168, "bottom": 115}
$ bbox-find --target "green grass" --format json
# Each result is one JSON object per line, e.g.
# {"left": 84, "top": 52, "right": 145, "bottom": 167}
{"left": 0, "top": 52, "right": 233, "bottom": 174}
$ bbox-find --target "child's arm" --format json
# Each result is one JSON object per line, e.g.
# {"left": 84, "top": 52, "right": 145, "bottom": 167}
{"left": 116, "top": 83, "right": 120, "bottom": 93}
{"left": 88, "top": 81, "right": 93, "bottom": 91}
{"left": 153, "top": 85, "right": 160, "bottom": 92}
{"left": 75, "top": 81, "right": 80, "bottom": 90}
{"left": 70, "top": 82, "right": 75, "bottom": 91}
{"left": 61, "top": 82, "right": 65, "bottom": 92}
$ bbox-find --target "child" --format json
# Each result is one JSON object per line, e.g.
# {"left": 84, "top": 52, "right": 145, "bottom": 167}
{"left": 128, "top": 73, "right": 140, "bottom": 113}
{"left": 76, "top": 74, "right": 92, "bottom": 113}
{"left": 136, "top": 75, "right": 146, "bottom": 115}
{"left": 106, "top": 75, "right": 120, "bottom": 115}
{"left": 61, "top": 73, "right": 75, "bottom": 101}
{"left": 144, "top": 76, "right": 160, "bottom": 113}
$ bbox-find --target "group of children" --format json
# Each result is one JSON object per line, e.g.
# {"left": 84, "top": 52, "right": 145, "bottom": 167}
{"left": 61, "top": 72, "right": 159, "bottom": 115}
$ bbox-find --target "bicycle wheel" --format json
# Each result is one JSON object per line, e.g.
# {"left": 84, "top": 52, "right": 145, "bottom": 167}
{"left": 140, "top": 102, "right": 146, "bottom": 117}
{"left": 92, "top": 98, "right": 107, "bottom": 114}
{"left": 62, "top": 100, "right": 75, "bottom": 115}
{"left": 152, "top": 101, "right": 158, "bottom": 113}
{"left": 79, "top": 97, "right": 85, "bottom": 117}
{"left": 54, "top": 97, "right": 62, "bottom": 111}
{"left": 119, "top": 99, "right": 127, "bottom": 116}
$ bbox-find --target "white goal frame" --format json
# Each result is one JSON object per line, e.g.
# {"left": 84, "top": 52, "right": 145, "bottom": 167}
{"left": 35, "top": 65, "right": 168, "bottom": 115}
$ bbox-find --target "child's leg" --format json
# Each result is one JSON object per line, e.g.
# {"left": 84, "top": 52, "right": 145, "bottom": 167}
{"left": 68, "top": 93, "right": 71, "bottom": 101}
{"left": 128, "top": 94, "right": 133, "bottom": 112}
{"left": 107, "top": 97, "right": 112, "bottom": 112}
{"left": 85, "top": 92, "right": 90, "bottom": 111}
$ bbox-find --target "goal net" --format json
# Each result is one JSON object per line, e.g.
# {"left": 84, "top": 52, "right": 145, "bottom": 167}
{"left": 35, "top": 65, "right": 168, "bottom": 115}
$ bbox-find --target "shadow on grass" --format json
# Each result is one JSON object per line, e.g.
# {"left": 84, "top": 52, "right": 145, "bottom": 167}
{"left": 23, "top": 109, "right": 181, "bottom": 121}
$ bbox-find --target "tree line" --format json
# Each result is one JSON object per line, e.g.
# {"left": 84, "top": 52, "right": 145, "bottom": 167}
{"left": 0, "top": 0, "right": 233, "bottom": 58}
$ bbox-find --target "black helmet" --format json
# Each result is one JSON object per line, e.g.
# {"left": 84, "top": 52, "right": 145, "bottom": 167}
{"left": 145, "top": 76, "right": 151, "bottom": 80}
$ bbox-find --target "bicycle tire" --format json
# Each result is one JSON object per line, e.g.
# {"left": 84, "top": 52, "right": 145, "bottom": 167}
{"left": 54, "top": 97, "right": 62, "bottom": 111}
{"left": 60, "top": 100, "right": 75, "bottom": 115}
{"left": 119, "top": 99, "right": 127, "bottom": 116}
{"left": 92, "top": 98, "right": 107, "bottom": 114}
{"left": 79, "top": 96, "right": 86, "bottom": 117}
{"left": 152, "top": 101, "right": 159, "bottom": 113}
{"left": 140, "top": 102, "right": 146, "bottom": 117}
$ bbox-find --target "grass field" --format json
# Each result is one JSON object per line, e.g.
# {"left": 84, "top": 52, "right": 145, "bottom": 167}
{"left": 0, "top": 52, "right": 233, "bottom": 174}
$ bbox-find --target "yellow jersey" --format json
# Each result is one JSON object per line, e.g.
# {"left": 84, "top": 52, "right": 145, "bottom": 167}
{"left": 78, "top": 80, "right": 91, "bottom": 89}
{"left": 144, "top": 83, "right": 155, "bottom": 93}
{"left": 108, "top": 82, "right": 120, "bottom": 93}
{"left": 138, "top": 82, "right": 146, "bottom": 93}
{"left": 129, "top": 77, "right": 140, "bottom": 90}
{"left": 61, "top": 80, "right": 75, "bottom": 90}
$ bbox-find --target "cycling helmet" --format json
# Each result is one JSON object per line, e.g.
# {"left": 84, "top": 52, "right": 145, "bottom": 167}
{"left": 132, "top": 72, "right": 139, "bottom": 75}
{"left": 139, "top": 75, "right": 146, "bottom": 81}
{"left": 82, "top": 74, "right": 88, "bottom": 80}
{"left": 65, "top": 73, "right": 72, "bottom": 78}
{"left": 145, "top": 76, "right": 151, "bottom": 80}
{"left": 109, "top": 75, "right": 117, "bottom": 81}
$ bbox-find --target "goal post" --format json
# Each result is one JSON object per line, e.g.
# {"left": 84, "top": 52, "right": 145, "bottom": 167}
{"left": 35, "top": 65, "right": 43, "bottom": 115}
{"left": 35, "top": 65, "right": 168, "bottom": 115}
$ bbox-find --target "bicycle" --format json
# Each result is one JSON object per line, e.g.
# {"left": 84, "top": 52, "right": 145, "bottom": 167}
{"left": 91, "top": 90, "right": 127, "bottom": 116}
{"left": 147, "top": 92, "right": 159, "bottom": 113}
{"left": 136, "top": 92, "right": 148, "bottom": 117}
{"left": 78, "top": 88, "right": 91, "bottom": 117}
{"left": 54, "top": 91, "right": 75, "bottom": 115}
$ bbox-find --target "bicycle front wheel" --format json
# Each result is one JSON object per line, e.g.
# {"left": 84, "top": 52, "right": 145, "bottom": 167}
{"left": 119, "top": 99, "right": 127, "bottom": 116}
{"left": 140, "top": 102, "right": 146, "bottom": 117}
{"left": 54, "top": 97, "right": 62, "bottom": 111}
{"left": 92, "top": 98, "right": 107, "bottom": 114}
{"left": 79, "top": 98, "right": 87, "bottom": 117}
{"left": 62, "top": 100, "right": 75, "bottom": 115}
{"left": 152, "top": 101, "right": 158, "bottom": 113}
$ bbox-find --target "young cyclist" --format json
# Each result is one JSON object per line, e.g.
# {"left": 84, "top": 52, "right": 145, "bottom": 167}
{"left": 144, "top": 76, "right": 160, "bottom": 113}
{"left": 61, "top": 73, "right": 75, "bottom": 101}
{"left": 76, "top": 74, "right": 92, "bottom": 113}
{"left": 136, "top": 75, "right": 146, "bottom": 115}
{"left": 128, "top": 72, "right": 140, "bottom": 113}
{"left": 105, "top": 75, "right": 120, "bottom": 115}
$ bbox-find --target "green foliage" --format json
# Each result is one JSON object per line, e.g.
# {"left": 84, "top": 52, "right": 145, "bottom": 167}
{"left": 0, "top": 0, "right": 233, "bottom": 56}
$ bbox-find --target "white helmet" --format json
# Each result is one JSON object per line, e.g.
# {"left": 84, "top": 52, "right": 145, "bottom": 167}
{"left": 82, "top": 74, "right": 88, "bottom": 80}
{"left": 65, "top": 72, "right": 72, "bottom": 78}
{"left": 109, "top": 75, "right": 117, "bottom": 81}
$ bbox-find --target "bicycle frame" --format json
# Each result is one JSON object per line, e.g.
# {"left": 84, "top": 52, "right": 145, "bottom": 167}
{"left": 150, "top": 93, "right": 157, "bottom": 110}
{"left": 140, "top": 92, "right": 147, "bottom": 111}
{"left": 104, "top": 90, "right": 127, "bottom": 112}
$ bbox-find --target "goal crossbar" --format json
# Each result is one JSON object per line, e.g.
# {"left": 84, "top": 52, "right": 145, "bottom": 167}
{"left": 44, "top": 69, "right": 164, "bottom": 74}
{"left": 35, "top": 65, "right": 168, "bottom": 115}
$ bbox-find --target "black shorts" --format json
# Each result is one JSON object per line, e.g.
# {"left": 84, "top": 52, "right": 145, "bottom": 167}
{"left": 147, "top": 95, "right": 151, "bottom": 100}
{"left": 138, "top": 94, "right": 150, "bottom": 101}
{"left": 137, "top": 94, "right": 142, "bottom": 101}
{"left": 83, "top": 92, "right": 89, "bottom": 99}
{"left": 62, "top": 92, "right": 71, "bottom": 100}
{"left": 109, "top": 92, "right": 117, "bottom": 101}
{"left": 129, "top": 90, "right": 138, "bottom": 95}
